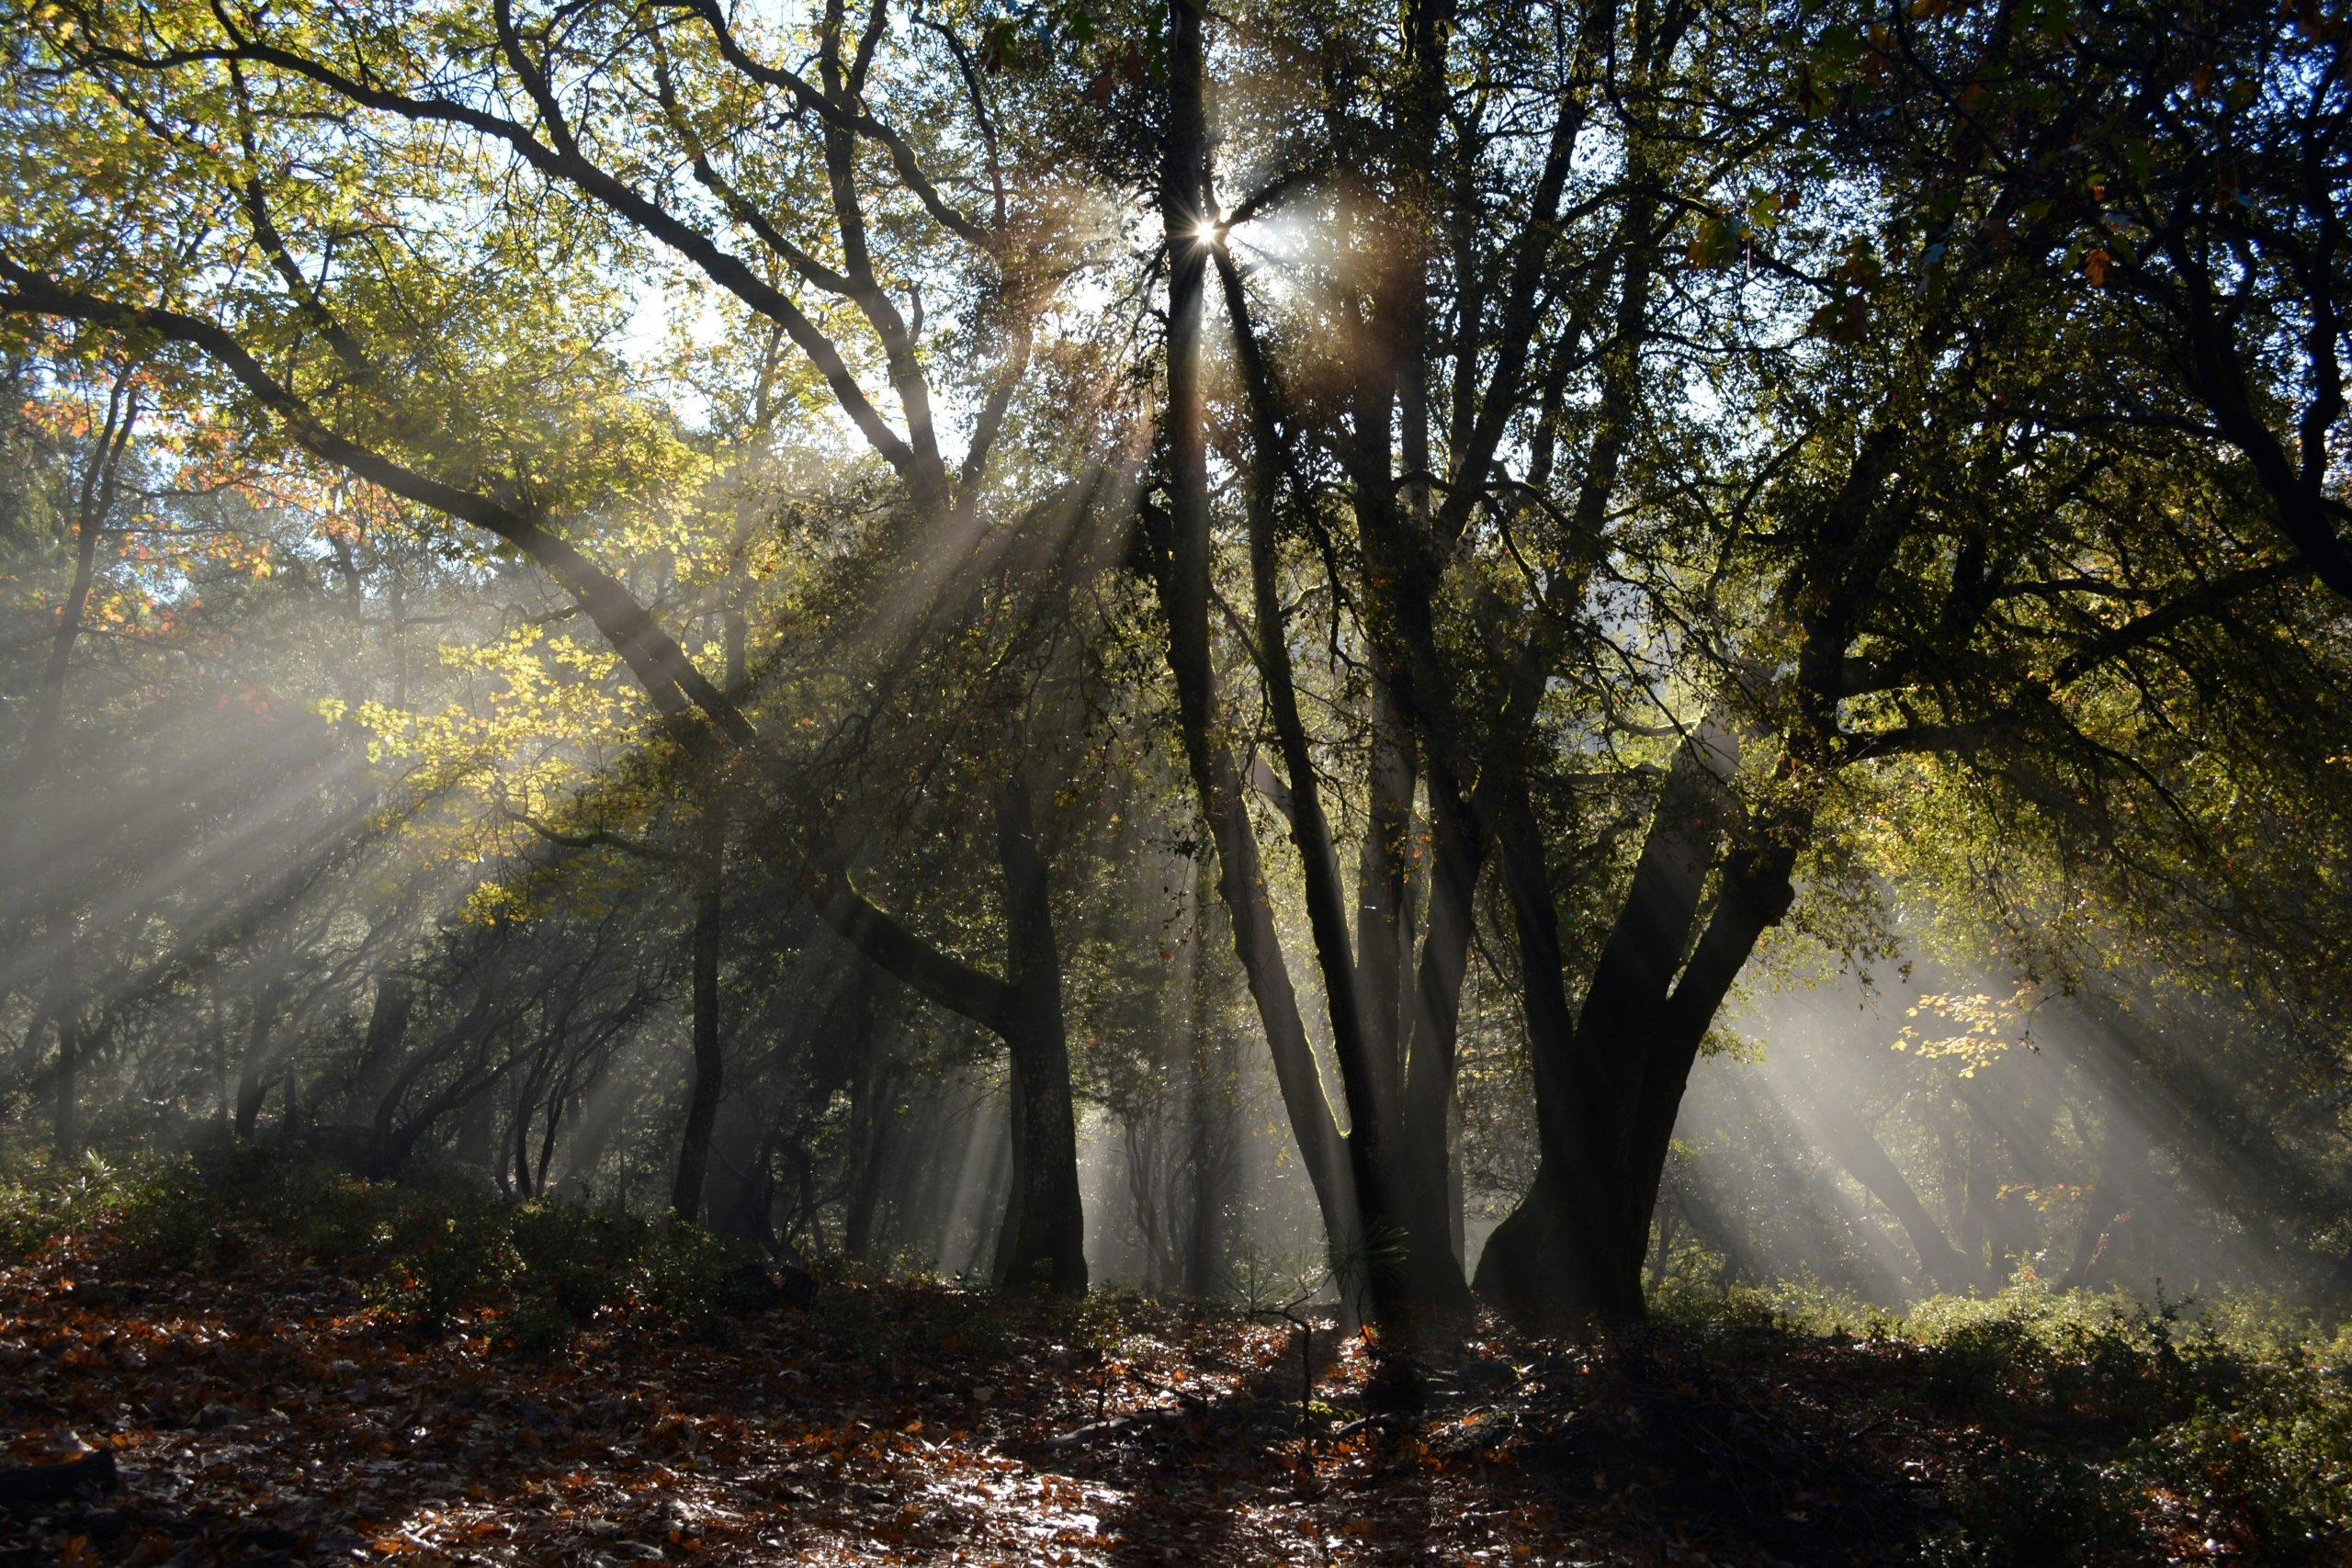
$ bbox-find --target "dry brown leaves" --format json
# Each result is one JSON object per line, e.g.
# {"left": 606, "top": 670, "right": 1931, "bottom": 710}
{"left": 0, "top": 1224, "right": 2069, "bottom": 1567}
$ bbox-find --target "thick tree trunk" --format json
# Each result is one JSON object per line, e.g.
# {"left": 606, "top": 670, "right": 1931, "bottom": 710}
{"left": 1474, "top": 722, "right": 1751, "bottom": 1323}
{"left": 844, "top": 1102, "right": 892, "bottom": 1259}
{"left": 1183, "top": 1056, "right": 1229, "bottom": 1297}
{"left": 455, "top": 1089, "right": 492, "bottom": 1170}
{"left": 1476, "top": 787, "right": 1696, "bottom": 1314}
{"left": 349, "top": 976, "right": 413, "bottom": 1119}
{"left": 1620, "top": 836, "right": 1801, "bottom": 1274}
{"left": 844, "top": 999, "right": 893, "bottom": 1261}
{"left": 1476, "top": 787, "right": 1635, "bottom": 1320}
{"left": 988, "top": 769, "right": 1087, "bottom": 1293}
{"left": 807, "top": 778, "right": 1089, "bottom": 1292}
{"left": 1182, "top": 856, "right": 1234, "bottom": 1297}
{"left": 1356, "top": 665, "right": 1415, "bottom": 1134}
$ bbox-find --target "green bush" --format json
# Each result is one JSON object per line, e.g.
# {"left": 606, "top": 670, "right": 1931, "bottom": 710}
{"left": 510, "top": 1201, "right": 642, "bottom": 1325}
{"left": 0, "top": 1143, "right": 142, "bottom": 1255}
{"left": 1938, "top": 1449, "right": 2146, "bottom": 1567}
{"left": 4, "top": 1139, "right": 786, "bottom": 1352}
{"left": 2122, "top": 1370, "right": 2352, "bottom": 1564}
{"left": 1655, "top": 1273, "right": 2352, "bottom": 1565}
{"left": 1926, "top": 1316, "right": 2052, "bottom": 1419}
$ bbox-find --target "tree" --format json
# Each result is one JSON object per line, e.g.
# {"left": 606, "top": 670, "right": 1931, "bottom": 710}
{"left": 0, "top": 0, "right": 1116, "bottom": 1290}
{"left": 1138, "top": 0, "right": 2349, "bottom": 1322}
{"left": 1855, "top": 0, "right": 2352, "bottom": 600}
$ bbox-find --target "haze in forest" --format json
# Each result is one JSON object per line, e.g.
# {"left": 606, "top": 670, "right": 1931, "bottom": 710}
{"left": 0, "top": 0, "right": 2346, "bottom": 1335}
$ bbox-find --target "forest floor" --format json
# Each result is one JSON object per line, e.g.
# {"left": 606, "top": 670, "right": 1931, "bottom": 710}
{"left": 4, "top": 1158, "right": 2348, "bottom": 1566}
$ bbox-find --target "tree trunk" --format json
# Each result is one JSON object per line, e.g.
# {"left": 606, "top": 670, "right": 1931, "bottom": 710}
{"left": 1620, "top": 835, "right": 1802, "bottom": 1277}
{"left": 1395, "top": 776, "right": 1483, "bottom": 1307}
{"left": 349, "top": 976, "right": 414, "bottom": 1120}
{"left": 1154, "top": 0, "right": 1359, "bottom": 1270}
{"left": 1474, "top": 721, "right": 1759, "bottom": 1323}
{"left": 673, "top": 604, "right": 748, "bottom": 1224}
{"left": 844, "top": 1002, "right": 893, "bottom": 1261}
{"left": 988, "top": 768, "right": 1086, "bottom": 1293}
{"left": 1182, "top": 853, "right": 1235, "bottom": 1298}
{"left": 1356, "top": 663, "right": 1416, "bottom": 1130}
{"left": 1825, "top": 1112, "right": 1982, "bottom": 1295}
{"left": 1212, "top": 183, "right": 1483, "bottom": 1319}
{"left": 455, "top": 1089, "right": 492, "bottom": 1170}
{"left": 671, "top": 797, "right": 727, "bottom": 1224}
{"left": 234, "top": 976, "right": 284, "bottom": 1140}
{"left": 1227, "top": 239, "right": 1414, "bottom": 1315}
{"left": 1183, "top": 1055, "right": 1227, "bottom": 1297}
{"left": 11, "top": 373, "right": 136, "bottom": 1165}
{"left": 512, "top": 1094, "right": 537, "bottom": 1199}
{"left": 1476, "top": 788, "right": 1637, "bottom": 1320}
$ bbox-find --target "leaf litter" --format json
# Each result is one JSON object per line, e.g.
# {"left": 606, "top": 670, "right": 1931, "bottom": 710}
{"left": 0, "top": 1214, "right": 2285, "bottom": 1566}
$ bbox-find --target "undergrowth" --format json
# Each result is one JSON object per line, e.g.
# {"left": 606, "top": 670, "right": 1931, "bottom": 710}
{"left": 3, "top": 1139, "right": 775, "bottom": 1352}
{"left": 11, "top": 1143, "right": 2352, "bottom": 1563}
{"left": 1655, "top": 1275, "right": 2352, "bottom": 1565}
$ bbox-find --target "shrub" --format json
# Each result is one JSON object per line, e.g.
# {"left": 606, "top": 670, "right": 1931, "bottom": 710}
{"left": 1938, "top": 1449, "right": 2146, "bottom": 1566}
{"left": 2122, "top": 1369, "right": 2352, "bottom": 1564}
{"left": 1926, "top": 1316, "right": 2053, "bottom": 1418}
{"left": 6, "top": 1139, "right": 785, "bottom": 1351}
{"left": 0, "top": 1145, "right": 128, "bottom": 1255}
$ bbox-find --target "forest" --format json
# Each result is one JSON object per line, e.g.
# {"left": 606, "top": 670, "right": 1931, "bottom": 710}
{"left": 1, "top": 0, "right": 2348, "bottom": 1561}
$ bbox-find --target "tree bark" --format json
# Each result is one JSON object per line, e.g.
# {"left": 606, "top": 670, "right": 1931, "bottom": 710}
{"left": 1215, "top": 226, "right": 1478, "bottom": 1317}
{"left": 455, "top": 1088, "right": 492, "bottom": 1170}
{"left": 673, "top": 600, "right": 747, "bottom": 1224}
{"left": 1395, "top": 774, "right": 1484, "bottom": 1304}
{"left": 1476, "top": 788, "right": 1643, "bottom": 1320}
{"left": 1475, "top": 720, "right": 1731, "bottom": 1315}
{"left": 987, "top": 766, "right": 1087, "bottom": 1292}
{"left": 349, "top": 976, "right": 414, "bottom": 1120}
{"left": 1620, "top": 834, "right": 1802, "bottom": 1277}
{"left": 10, "top": 369, "right": 136, "bottom": 1164}
{"left": 1225, "top": 244, "right": 1415, "bottom": 1314}
{"left": 843, "top": 992, "right": 892, "bottom": 1261}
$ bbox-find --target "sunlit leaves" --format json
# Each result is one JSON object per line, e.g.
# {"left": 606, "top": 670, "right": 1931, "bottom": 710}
{"left": 1892, "top": 985, "right": 2045, "bottom": 1078}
